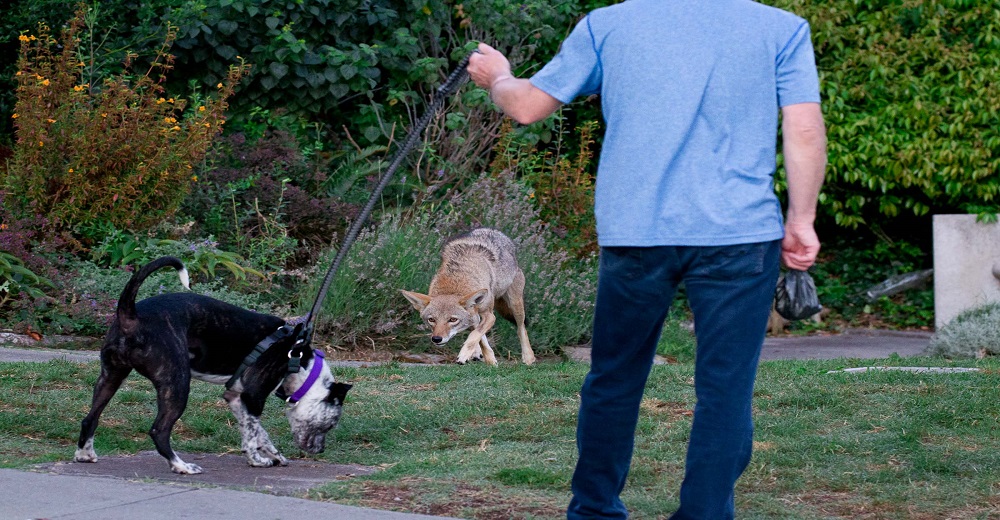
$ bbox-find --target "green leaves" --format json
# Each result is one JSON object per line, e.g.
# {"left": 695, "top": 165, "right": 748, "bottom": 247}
{"left": 0, "top": 251, "right": 55, "bottom": 300}
{"left": 776, "top": 0, "right": 1000, "bottom": 229}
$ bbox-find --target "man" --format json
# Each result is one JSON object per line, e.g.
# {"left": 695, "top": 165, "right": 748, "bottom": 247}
{"left": 468, "top": 0, "right": 826, "bottom": 518}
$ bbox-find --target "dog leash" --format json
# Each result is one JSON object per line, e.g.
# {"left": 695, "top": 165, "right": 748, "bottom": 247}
{"left": 298, "top": 53, "right": 473, "bottom": 347}
{"left": 225, "top": 53, "right": 472, "bottom": 393}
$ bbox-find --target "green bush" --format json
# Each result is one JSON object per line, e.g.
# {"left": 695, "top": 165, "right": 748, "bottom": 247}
{"left": 926, "top": 302, "right": 1000, "bottom": 358}
{"left": 3, "top": 10, "right": 249, "bottom": 237}
{"left": 772, "top": 0, "right": 1000, "bottom": 230}
{"left": 0, "top": 0, "right": 186, "bottom": 144}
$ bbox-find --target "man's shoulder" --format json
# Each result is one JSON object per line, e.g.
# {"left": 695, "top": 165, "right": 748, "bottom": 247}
{"left": 587, "top": 0, "right": 807, "bottom": 29}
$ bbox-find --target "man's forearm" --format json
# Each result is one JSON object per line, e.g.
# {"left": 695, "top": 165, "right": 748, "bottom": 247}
{"left": 781, "top": 103, "right": 827, "bottom": 225}
{"left": 490, "top": 76, "right": 562, "bottom": 125}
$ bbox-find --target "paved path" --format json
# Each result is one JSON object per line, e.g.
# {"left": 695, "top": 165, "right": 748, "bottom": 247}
{"left": 0, "top": 328, "right": 933, "bottom": 520}
{"left": 1, "top": 469, "right": 456, "bottom": 520}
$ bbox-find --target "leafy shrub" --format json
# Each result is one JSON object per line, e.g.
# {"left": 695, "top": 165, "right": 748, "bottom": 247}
{"left": 0, "top": 251, "right": 54, "bottom": 302}
{"left": 926, "top": 302, "right": 1000, "bottom": 359}
{"left": 308, "top": 212, "right": 444, "bottom": 347}
{"left": 771, "top": 0, "right": 1000, "bottom": 230}
{"left": 0, "top": 0, "right": 186, "bottom": 143}
{"left": 491, "top": 117, "right": 599, "bottom": 255}
{"left": 804, "top": 235, "right": 933, "bottom": 329}
{"left": 179, "top": 131, "right": 359, "bottom": 268}
{"left": 3, "top": 10, "right": 248, "bottom": 237}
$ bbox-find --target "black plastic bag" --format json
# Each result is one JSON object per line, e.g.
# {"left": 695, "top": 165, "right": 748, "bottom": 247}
{"left": 774, "top": 269, "right": 822, "bottom": 321}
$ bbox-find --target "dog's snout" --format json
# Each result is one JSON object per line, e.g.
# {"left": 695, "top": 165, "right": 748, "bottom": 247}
{"left": 431, "top": 336, "right": 444, "bottom": 344}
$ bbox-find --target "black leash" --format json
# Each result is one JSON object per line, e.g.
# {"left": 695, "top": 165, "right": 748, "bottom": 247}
{"left": 225, "top": 54, "right": 472, "bottom": 391}
{"left": 300, "top": 53, "right": 473, "bottom": 347}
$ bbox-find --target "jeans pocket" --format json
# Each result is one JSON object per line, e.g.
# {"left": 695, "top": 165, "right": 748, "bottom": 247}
{"left": 600, "top": 247, "right": 643, "bottom": 280}
{"left": 696, "top": 243, "right": 768, "bottom": 280}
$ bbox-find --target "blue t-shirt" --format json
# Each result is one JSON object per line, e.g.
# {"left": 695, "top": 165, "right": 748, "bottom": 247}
{"left": 530, "top": 0, "right": 821, "bottom": 246}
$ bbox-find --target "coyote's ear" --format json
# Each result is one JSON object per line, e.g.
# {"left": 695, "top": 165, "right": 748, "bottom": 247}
{"left": 400, "top": 290, "right": 432, "bottom": 312}
{"left": 460, "top": 289, "right": 489, "bottom": 309}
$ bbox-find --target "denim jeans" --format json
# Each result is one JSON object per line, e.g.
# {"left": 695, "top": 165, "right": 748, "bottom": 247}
{"left": 567, "top": 241, "right": 781, "bottom": 520}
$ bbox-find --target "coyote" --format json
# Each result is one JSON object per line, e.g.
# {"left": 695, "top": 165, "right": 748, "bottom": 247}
{"left": 401, "top": 228, "right": 536, "bottom": 366}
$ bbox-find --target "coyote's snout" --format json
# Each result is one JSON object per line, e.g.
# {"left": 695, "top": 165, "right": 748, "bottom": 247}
{"left": 401, "top": 228, "right": 535, "bottom": 366}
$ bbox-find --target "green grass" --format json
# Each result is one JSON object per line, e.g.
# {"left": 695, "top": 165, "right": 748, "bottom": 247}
{"left": 1, "top": 356, "right": 998, "bottom": 518}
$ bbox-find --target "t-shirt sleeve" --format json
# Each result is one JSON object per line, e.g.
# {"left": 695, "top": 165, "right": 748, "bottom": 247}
{"left": 529, "top": 16, "right": 602, "bottom": 104}
{"left": 776, "top": 21, "right": 821, "bottom": 107}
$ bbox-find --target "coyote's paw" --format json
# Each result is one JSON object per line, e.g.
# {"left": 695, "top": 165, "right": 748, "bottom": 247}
{"left": 456, "top": 342, "right": 480, "bottom": 364}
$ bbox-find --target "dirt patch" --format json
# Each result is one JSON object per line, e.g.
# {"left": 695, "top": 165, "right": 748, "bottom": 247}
{"left": 355, "top": 477, "right": 564, "bottom": 520}
{"left": 36, "top": 450, "right": 378, "bottom": 496}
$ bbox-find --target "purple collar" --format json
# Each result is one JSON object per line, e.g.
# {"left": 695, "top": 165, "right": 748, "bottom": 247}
{"left": 283, "top": 349, "right": 325, "bottom": 404}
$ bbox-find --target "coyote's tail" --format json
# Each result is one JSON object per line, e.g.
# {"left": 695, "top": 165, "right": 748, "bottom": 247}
{"left": 116, "top": 256, "right": 189, "bottom": 331}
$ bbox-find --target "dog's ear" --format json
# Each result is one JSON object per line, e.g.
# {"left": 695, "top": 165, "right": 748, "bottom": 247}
{"left": 400, "top": 290, "right": 432, "bottom": 312}
{"left": 325, "top": 382, "right": 352, "bottom": 404}
{"left": 460, "top": 289, "right": 489, "bottom": 309}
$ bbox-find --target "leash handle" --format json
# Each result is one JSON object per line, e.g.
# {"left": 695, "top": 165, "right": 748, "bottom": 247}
{"left": 301, "top": 53, "right": 473, "bottom": 345}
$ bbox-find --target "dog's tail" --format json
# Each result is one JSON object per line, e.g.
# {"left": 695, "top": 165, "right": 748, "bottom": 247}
{"left": 117, "top": 256, "right": 189, "bottom": 330}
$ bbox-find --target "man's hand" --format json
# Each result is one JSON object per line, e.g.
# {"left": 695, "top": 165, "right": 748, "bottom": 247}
{"left": 468, "top": 43, "right": 513, "bottom": 90}
{"left": 781, "top": 221, "right": 820, "bottom": 270}
{"left": 466, "top": 42, "right": 562, "bottom": 125}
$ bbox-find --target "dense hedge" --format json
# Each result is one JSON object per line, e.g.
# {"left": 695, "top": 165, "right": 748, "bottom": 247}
{"left": 774, "top": 0, "right": 1000, "bottom": 230}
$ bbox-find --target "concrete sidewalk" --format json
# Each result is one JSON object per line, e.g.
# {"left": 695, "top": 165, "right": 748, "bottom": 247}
{"left": 2, "top": 469, "right": 456, "bottom": 520}
{"left": 760, "top": 328, "right": 932, "bottom": 361}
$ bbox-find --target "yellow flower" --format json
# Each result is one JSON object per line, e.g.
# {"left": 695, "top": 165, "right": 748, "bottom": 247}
{"left": 73, "top": 85, "right": 85, "bottom": 92}
{"left": 38, "top": 141, "right": 44, "bottom": 147}
{"left": 191, "top": 175, "right": 198, "bottom": 182}
{"left": 101, "top": 113, "right": 108, "bottom": 118}
{"left": 167, "top": 98, "right": 174, "bottom": 103}
{"left": 156, "top": 98, "right": 166, "bottom": 104}
{"left": 10, "top": 114, "right": 17, "bottom": 119}
{"left": 171, "top": 125, "right": 181, "bottom": 131}
{"left": 203, "top": 123, "right": 211, "bottom": 128}
{"left": 198, "top": 106, "right": 206, "bottom": 112}
{"left": 47, "top": 119, "right": 56, "bottom": 123}
{"left": 68, "top": 168, "right": 74, "bottom": 173}
{"left": 41, "top": 79, "right": 50, "bottom": 86}
{"left": 216, "top": 83, "right": 223, "bottom": 89}
{"left": 18, "top": 35, "right": 29, "bottom": 43}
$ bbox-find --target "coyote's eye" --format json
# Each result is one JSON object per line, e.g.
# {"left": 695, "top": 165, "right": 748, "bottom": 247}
{"left": 427, "top": 318, "right": 436, "bottom": 324}
{"left": 448, "top": 317, "right": 459, "bottom": 323}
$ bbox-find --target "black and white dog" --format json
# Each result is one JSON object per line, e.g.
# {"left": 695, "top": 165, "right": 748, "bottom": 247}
{"left": 74, "top": 256, "right": 351, "bottom": 474}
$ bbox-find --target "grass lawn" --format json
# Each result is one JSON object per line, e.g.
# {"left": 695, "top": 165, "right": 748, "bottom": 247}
{"left": 1, "top": 355, "right": 997, "bottom": 519}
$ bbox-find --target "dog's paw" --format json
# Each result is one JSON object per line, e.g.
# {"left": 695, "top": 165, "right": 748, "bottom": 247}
{"left": 522, "top": 354, "right": 536, "bottom": 365}
{"left": 170, "top": 461, "right": 204, "bottom": 475}
{"left": 73, "top": 449, "right": 97, "bottom": 463}
{"left": 247, "top": 450, "right": 287, "bottom": 468}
